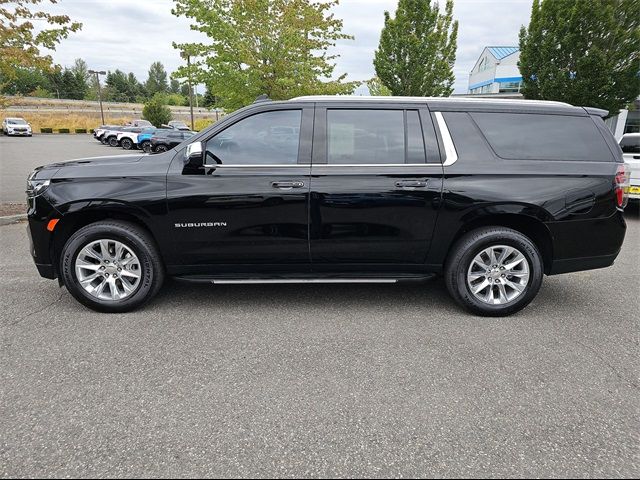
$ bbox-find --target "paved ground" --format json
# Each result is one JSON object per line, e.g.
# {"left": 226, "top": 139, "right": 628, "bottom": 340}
{"left": 0, "top": 135, "right": 133, "bottom": 203}
{"left": 0, "top": 205, "right": 638, "bottom": 478}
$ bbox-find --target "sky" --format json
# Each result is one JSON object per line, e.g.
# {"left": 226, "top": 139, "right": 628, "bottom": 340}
{"left": 41, "top": 0, "right": 533, "bottom": 94}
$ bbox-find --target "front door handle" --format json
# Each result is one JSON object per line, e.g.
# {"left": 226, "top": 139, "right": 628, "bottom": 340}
{"left": 395, "top": 180, "right": 428, "bottom": 189}
{"left": 271, "top": 181, "right": 305, "bottom": 190}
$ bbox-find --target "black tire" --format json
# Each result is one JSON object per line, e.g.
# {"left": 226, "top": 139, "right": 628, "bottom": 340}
{"left": 121, "top": 138, "right": 133, "bottom": 150}
{"left": 108, "top": 136, "right": 119, "bottom": 147}
{"left": 444, "top": 226, "right": 543, "bottom": 317}
{"left": 155, "top": 144, "right": 168, "bottom": 153}
{"left": 141, "top": 141, "right": 152, "bottom": 153}
{"left": 60, "top": 221, "right": 164, "bottom": 313}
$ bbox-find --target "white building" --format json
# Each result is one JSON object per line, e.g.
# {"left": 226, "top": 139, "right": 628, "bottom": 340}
{"left": 468, "top": 47, "right": 523, "bottom": 95}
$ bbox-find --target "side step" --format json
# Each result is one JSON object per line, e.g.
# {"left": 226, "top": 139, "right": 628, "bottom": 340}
{"left": 174, "top": 274, "right": 435, "bottom": 285}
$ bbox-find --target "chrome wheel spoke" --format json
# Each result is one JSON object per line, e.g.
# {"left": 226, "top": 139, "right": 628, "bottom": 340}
{"left": 120, "top": 268, "right": 140, "bottom": 279}
{"left": 472, "top": 279, "right": 491, "bottom": 294}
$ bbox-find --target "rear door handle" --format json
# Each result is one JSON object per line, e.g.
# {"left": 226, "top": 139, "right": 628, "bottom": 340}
{"left": 395, "top": 180, "right": 428, "bottom": 189}
{"left": 271, "top": 181, "right": 305, "bottom": 189}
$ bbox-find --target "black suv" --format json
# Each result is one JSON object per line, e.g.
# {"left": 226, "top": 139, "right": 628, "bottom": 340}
{"left": 26, "top": 96, "right": 629, "bottom": 315}
{"left": 150, "top": 130, "right": 195, "bottom": 153}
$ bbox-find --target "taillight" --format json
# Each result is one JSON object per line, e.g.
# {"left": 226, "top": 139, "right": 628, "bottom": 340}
{"left": 615, "top": 163, "right": 630, "bottom": 210}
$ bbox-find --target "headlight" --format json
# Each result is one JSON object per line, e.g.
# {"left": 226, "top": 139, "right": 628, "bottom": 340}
{"left": 26, "top": 178, "right": 50, "bottom": 197}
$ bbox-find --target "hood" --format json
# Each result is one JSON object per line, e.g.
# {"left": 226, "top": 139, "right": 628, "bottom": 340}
{"left": 31, "top": 154, "right": 147, "bottom": 179}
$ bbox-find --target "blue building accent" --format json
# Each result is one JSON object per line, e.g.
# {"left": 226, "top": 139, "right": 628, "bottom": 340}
{"left": 487, "top": 47, "right": 519, "bottom": 60}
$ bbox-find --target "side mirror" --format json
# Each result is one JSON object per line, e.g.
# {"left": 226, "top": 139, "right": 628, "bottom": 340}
{"left": 184, "top": 141, "right": 204, "bottom": 167}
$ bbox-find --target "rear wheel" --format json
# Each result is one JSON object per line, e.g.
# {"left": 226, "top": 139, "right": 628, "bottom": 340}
{"left": 60, "top": 221, "right": 164, "bottom": 313}
{"left": 444, "top": 227, "right": 543, "bottom": 316}
{"left": 155, "top": 144, "right": 168, "bottom": 153}
{"left": 121, "top": 138, "right": 133, "bottom": 150}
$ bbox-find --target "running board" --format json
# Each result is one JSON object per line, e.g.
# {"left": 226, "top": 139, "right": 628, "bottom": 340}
{"left": 174, "top": 274, "right": 435, "bottom": 285}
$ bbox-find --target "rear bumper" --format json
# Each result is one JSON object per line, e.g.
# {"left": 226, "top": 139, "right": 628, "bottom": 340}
{"left": 549, "top": 252, "right": 619, "bottom": 275}
{"left": 546, "top": 211, "right": 626, "bottom": 275}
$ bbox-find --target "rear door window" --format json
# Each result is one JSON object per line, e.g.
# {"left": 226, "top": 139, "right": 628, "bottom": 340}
{"left": 620, "top": 135, "right": 640, "bottom": 153}
{"left": 470, "top": 112, "right": 614, "bottom": 161}
{"left": 326, "top": 109, "right": 426, "bottom": 164}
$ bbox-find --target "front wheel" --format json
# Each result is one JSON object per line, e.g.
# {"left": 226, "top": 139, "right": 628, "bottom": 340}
{"left": 140, "top": 141, "right": 152, "bottom": 153}
{"left": 108, "top": 137, "right": 119, "bottom": 147}
{"left": 444, "top": 227, "right": 543, "bottom": 317}
{"left": 60, "top": 221, "right": 164, "bottom": 313}
{"left": 121, "top": 138, "right": 133, "bottom": 150}
{"left": 154, "top": 144, "right": 168, "bottom": 153}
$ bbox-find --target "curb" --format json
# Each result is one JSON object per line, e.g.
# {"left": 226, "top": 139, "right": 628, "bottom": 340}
{"left": 0, "top": 214, "right": 26, "bottom": 226}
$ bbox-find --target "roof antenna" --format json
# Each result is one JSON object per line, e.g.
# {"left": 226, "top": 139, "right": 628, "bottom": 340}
{"left": 254, "top": 94, "right": 271, "bottom": 103}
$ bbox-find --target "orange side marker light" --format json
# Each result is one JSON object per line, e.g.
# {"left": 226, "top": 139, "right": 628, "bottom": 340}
{"left": 46, "top": 219, "right": 60, "bottom": 232}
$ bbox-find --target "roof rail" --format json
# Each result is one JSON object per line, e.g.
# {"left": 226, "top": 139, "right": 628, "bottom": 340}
{"left": 288, "top": 95, "right": 572, "bottom": 107}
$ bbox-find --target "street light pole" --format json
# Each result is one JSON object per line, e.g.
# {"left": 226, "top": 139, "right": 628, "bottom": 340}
{"left": 181, "top": 51, "right": 195, "bottom": 131}
{"left": 89, "top": 70, "right": 106, "bottom": 126}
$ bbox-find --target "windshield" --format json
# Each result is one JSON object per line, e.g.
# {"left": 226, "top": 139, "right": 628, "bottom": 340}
{"left": 8, "top": 119, "right": 27, "bottom": 125}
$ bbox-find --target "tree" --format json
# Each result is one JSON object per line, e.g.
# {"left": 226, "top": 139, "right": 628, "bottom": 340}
{"left": 170, "top": 78, "right": 181, "bottom": 94}
{"left": 105, "top": 70, "right": 142, "bottom": 103}
{"left": 143, "top": 93, "right": 172, "bottom": 127}
{"left": 519, "top": 0, "right": 640, "bottom": 114}
{"left": 0, "top": 67, "right": 51, "bottom": 95}
{"left": 373, "top": 0, "right": 458, "bottom": 97}
{"left": 0, "top": 0, "right": 82, "bottom": 100}
{"left": 172, "top": 0, "right": 357, "bottom": 109}
{"left": 145, "top": 61, "right": 169, "bottom": 96}
{"left": 366, "top": 77, "right": 392, "bottom": 96}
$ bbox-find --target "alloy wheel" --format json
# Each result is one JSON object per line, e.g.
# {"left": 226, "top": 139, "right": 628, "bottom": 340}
{"left": 466, "top": 245, "right": 530, "bottom": 305}
{"left": 74, "top": 239, "right": 142, "bottom": 301}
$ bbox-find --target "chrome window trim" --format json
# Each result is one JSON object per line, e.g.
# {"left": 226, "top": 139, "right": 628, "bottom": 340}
{"left": 311, "top": 163, "right": 440, "bottom": 168}
{"left": 434, "top": 112, "right": 458, "bottom": 167}
{"left": 203, "top": 164, "right": 309, "bottom": 168}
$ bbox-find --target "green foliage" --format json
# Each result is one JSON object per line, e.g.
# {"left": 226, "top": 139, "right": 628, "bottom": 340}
{"left": 143, "top": 93, "right": 172, "bottom": 127}
{"left": 75, "top": 128, "right": 87, "bottom": 133}
{"left": 145, "top": 61, "right": 169, "bottom": 96}
{"left": 170, "top": 78, "right": 181, "bottom": 94}
{"left": 366, "top": 77, "right": 392, "bottom": 96}
{"left": 172, "top": 0, "right": 357, "bottom": 109}
{"left": 105, "top": 70, "right": 143, "bottom": 103}
{"left": 30, "top": 86, "right": 53, "bottom": 98}
{"left": 164, "top": 93, "right": 188, "bottom": 106}
{"left": 0, "top": 0, "right": 82, "bottom": 102}
{"left": 374, "top": 0, "right": 458, "bottom": 97}
{"left": 0, "top": 67, "right": 51, "bottom": 95}
{"left": 519, "top": 0, "right": 640, "bottom": 114}
{"left": 58, "top": 128, "right": 70, "bottom": 133}
{"left": 40, "top": 127, "right": 53, "bottom": 133}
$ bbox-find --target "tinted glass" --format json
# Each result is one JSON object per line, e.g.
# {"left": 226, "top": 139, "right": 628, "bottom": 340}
{"left": 620, "top": 135, "right": 640, "bottom": 153}
{"left": 471, "top": 113, "right": 613, "bottom": 161}
{"left": 327, "top": 110, "right": 404, "bottom": 164}
{"left": 206, "top": 110, "right": 301, "bottom": 165}
{"left": 406, "top": 111, "right": 426, "bottom": 163}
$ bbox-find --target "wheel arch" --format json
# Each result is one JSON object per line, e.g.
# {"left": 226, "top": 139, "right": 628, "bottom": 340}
{"left": 51, "top": 207, "right": 160, "bottom": 279}
{"left": 446, "top": 213, "right": 554, "bottom": 275}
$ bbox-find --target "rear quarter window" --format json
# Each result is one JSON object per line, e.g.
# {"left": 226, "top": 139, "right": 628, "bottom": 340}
{"left": 470, "top": 112, "right": 614, "bottom": 162}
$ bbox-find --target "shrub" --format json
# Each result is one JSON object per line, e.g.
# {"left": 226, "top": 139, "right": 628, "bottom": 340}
{"left": 75, "top": 128, "right": 87, "bottom": 134}
{"left": 58, "top": 128, "right": 70, "bottom": 134}
{"left": 40, "top": 127, "right": 53, "bottom": 133}
{"left": 143, "top": 94, "right": 172, "bottom": 127}
{"left": 194, "top": 118, "right": 216, "bottom": 132}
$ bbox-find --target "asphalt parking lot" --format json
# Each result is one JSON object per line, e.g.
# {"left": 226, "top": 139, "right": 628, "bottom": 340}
{"left": 0, "top": 204, "right": 638, "bottom": 477}
{"left": 0, "top": 135, "right": 133, "bottom": 203}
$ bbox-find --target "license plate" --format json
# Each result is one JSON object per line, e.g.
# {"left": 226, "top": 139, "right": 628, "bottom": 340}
{"left": 629, "top": 186, "right": 640, "bottom": 194}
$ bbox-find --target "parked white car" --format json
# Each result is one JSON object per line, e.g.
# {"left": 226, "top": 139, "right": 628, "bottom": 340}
{"left": 116, "top": 131, "right": 140, "bottom": 150}
{"left": 2, "top": 117, "right": 32, "bottom": 136}
{"left": 620, "top": 133, "right": 640, "bottom": 200}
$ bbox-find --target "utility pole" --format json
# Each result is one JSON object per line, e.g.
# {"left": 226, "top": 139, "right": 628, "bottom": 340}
{"left": 89, "top": 70, "right": 106, "bottom": 125}
{"left": 181, "top": 51, "right": 195, "bottom": 131}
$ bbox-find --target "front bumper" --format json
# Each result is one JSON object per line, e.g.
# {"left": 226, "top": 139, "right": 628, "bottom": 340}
{"left": 8, "top": 130, "right": 31, "bottom": 136}
{"left": 27, "top": 195, "right": 60, "bottom": 280}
